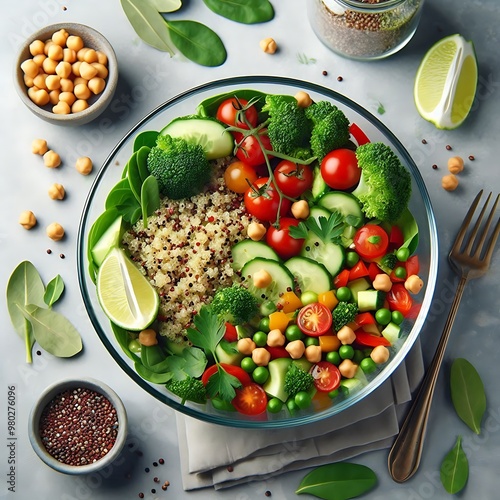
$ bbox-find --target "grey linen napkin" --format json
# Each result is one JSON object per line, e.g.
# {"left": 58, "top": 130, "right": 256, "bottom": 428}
{"left": 176, "top": 337, "right": 424, "bottom": 490}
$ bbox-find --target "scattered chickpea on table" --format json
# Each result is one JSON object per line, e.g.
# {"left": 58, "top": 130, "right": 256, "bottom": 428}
{"left": 19, "top": 210, "right": 37, "bottom": 230}
{"left": 46, "top": 222, "right": 65, "bottom": 241}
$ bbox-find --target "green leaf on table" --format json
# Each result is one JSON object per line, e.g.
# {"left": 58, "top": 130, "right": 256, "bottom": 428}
{"left": 296, "top": 462, "right": 378, "bottom": 500}
{"left": 141, "top": 175, "right": 160, "bottom": 228}
{"left": 121, "top": 0, "right": 175, "bottom": 54}
{"left": 202, "top": 0, "right": 274, "bottom": 24}
{"left": 440, "top": 436, "right": 469, "bottom": 494}
{"left": 133, "top": 130, "right": 159, "bottom": 152}
{"left": 166, "top": 20, "right": 227, "bottom": 67}
{"left": 44, "top": 274, "right": 65, "bottom": 307}
{"left": 148, "top": 0, "right": 182, "bottom": 12}
{"left": 450, "top": 358, "right": 486, "bottom": 434}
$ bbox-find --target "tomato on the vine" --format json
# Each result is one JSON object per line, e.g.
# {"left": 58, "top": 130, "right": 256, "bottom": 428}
{"left": 310, "top": 361, "right": 341, "bottom": 392}
{"left": 266, "top": 218, "right": 304, "bottom": 260}
{"left": 386, "top": 284, "right": 413, "bottom": 315}
{"left": 320, "top": 149, "right": 361, "bottom": 190}
{"left": 216, "top": 98, "right": 258, "bottom": 129}
{"left": 297, "top": 303, "right": 333, "bottom": 337}
{"left": 232, "top": 383, "right": 268, "bottom": 415}
{"left": 234, "top": 130, "right": 273, "bottom": 168}
{"left": 274, "top": 160, "right": 313, "bottom": 198}
{"left": 224, "top": 161, "right": 258, "bottom": 194}
{"left": 353, "top": 224, "right": 389, "bottom": 260}
{"left": 244, "top": 178, "right": 291, "bottom": 222}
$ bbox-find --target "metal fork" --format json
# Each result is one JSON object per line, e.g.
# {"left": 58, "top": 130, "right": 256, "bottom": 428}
{"left": 388, "top": 190, "right": 500, "bottom": 483}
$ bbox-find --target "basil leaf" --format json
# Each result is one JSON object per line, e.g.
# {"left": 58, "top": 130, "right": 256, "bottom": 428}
{"left": 440, "top": 436, "right": 469, "bottom": 494}
{"left": 20, "top": 305, "right": 82, "bottom": 358}
{"left": 133, "top": 130, "right": 159, "bottom": 152}
{"left": 450, "top": 358, "right": 486, "bottom": 434}
{"left": 166, "top": 20, "right": 227, "bottom": 67}
{"left": 121, "top": 0, "right": 175, "bottom": 54}
{"left": 296, "top": 463, "right": 377, "bottom": 500}
{"left": 148, "top": 0, "right": 182, "bottom": 12}
{"left": 141, "top": 175, "right": 160, "bottom": 227}
{"left": 203, "top": 0, "right": 274, "bottom": 24}
{"left": 44, "top": 275, "right": 65, "bottom": 307}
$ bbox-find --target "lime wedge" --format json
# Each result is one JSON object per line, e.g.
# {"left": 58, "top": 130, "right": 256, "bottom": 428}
{"left": 97, "top": 248, "right": 159, "bottom": 331}
{"left": 414, "top": 34, "right": 478, "bottom": 129}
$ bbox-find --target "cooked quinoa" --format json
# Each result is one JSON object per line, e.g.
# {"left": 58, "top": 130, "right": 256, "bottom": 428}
{"left": 122, "top": 161, "right": 255, "bottom": 343}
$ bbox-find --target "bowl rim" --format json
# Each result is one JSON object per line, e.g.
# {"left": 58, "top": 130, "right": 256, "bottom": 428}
{"left": 76, "top": 75, "right": 439, "bottom": 428}
{"left": 28, "top": 377, "right": 128, "bottom": 475}
{"left": 13, "top": 22, "right": 118, "bottom": 125}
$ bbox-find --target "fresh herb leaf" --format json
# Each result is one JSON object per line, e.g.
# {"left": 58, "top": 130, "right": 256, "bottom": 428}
{"left": 377, "top": 102, "right": 385, "bottom": 115}
{"left": 203, "top": 0, "right": 274, "bottom": 24}
{"left": 44, "top": 275, "right": 65, "bottom": 307}
{"left": 290, "top": 213, "right": 344, "bottom": 243}
{"left": 127, "top": 152, "right": 143, "bottom": 203}
{"left": 166, "top": 19, "right": 227, "bottom": 67}
{"left": 440, "top": 436, "right": 469, "bottom": 494}
{"left": 133, "top": 130, "right": 159, "bottom": 152}
{"left": 180, "top": 346, "right": 207, "bottom": 378}
{"left": 141, "top": 175, "right": 160, "bottom": 228}
{"left": 297, "top": 52, "right": 317, "bottom": 65}
{"left": 136, "top": 146, "right": 152, "bottom": 182}
{"left": 450, "top": 358, "right": 486, "bottom": 434}
{"left": 205, "top": 364, "right": 241, "bottom": 401}
{"left": 296, "top": 462, "right": 378, "bottom": 500}
{"left": 148, "top": 0, "right": 182, "bottom": 12}
{"left": 187, "top": 306, "right": 226, "bottom": 356}
{"left": 135, "top": 362, "right": 173, "bottom": 383}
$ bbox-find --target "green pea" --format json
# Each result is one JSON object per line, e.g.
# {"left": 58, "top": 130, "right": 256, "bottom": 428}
{"left": 336, "top": 286, "right": 352, "bottom": 302}
{"left": 339, "top": 345, "right": 354, "bottom": 360}
{"left": 294, "top": 391, "right": 312, "bottom": 410}
{"left": 345, "top": 251, "right": 360, "bottom": 268}
{"left": 128, "top": 339, "right": 142, "bottom": 354}
{"left": 375, "top": 307, "right": 392, "bottom": 325}
{"left": 304, "top": 337, "right": 320, "bottom": 347}
{"left": 253, "top": 331, "right": 268, "bottom": 347}
{"left": 211, "top": 397, "right": 236, "bottom": 411}
{"left": 241, "top": 357, "right": 257, "bottom": 373}
{"left": 301, "top": 290, "right": 318, "bottom": 305}
{"left": 328, "top": 389, "right": 339, "bottom": 399}
{"left": 353, "top": 349, "right": 364, "bottom": 365}
{"left": 391, "top": 310, "right": 404, "bottom": 325}
{"left": 252, "top": 366, "right": 269, "bottom": 384}
{"left": 258, "top": 317, "right": 270, "bottom": 333}
{"left": 260, "top": 300, "right": 277, "bottom": 317}
{"left": 360, "top": 357, "right": 377, "bottom": 374}
{"left": 325, "top": 351, "right": 341, "bottom": 365}
{"left": 267, "top": 397, "right": 283, "bottom": 413}
{"left": 394, "top": 266, "right": 407, "bottom": 279}
{"left": 396, "top": 247, "right": 410, "bottom": 262}
{"left": 287, "top": 399, "right": 299, "bottom": 413}
{"left": 285, "top": 324, "right": 304, "bottom": 342}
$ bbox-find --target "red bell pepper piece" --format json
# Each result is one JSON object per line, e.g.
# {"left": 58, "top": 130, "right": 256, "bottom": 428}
{"left": 367, "top": 262, "right": 381, "bottom": 282}
{"left": 224, "top": 322, "right": 238, "bottom": 342}
{"left": 349, "top": 260, "right": 369, "bottom": 281}
{"left": 265, "top": 346, "right": 290, "bottom": 359}
{"left": 349, "top": 123, "right": 371, "bottom": 146}
{"left": 354, "top": 312, "right": 376, "bottom": 326}
{"left": 355, "top": 330, "right": 391, "bottom": 347}
{"left": 334, "top": 269, "right": 350, "bottom": 289}
{"left": 389, "top": 225, "right": 404, "bottom": 249}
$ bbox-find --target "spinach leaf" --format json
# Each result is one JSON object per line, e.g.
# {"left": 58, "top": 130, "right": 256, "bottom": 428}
{"left": 203, "top": 0, "right": 274, "bottom": 24}
{"left": 6, "top": 261, "right": 45, "bottom": 363}
{"left": 120, "top": 0, "right": 175, "bottom": 54}
{"left": 105, "top": 178, "right": 133, "bottom": 207}
{"left": 133, "top": 130, "right": 159, "bottom": 152}
{"left": 44, "top": 275, "right": 65, "bottom": 307}
{"left": 141, "top": 175, "right": 160, "bottom": 227}
{"left": 166, "top": 20, "right": 227, "bottom": 67}
{"left": 105, "top": 184, "right": 141, "bottom": 223}
{"left": 141, "top": 344, "right": 169, "bottom": 371}
{"left": 135, "top": 362, "right": 173, "bottom": 383}
{"left": 296, "top": 462, "right": 377, "bottom": 500}
{"left": 127, "top": 152, "right": 143, "bottom": 203}
{"left": 440, "top": 436, "right": 468, "bottom": 494}
{"left": 450, "top": 358, "right": 486, "bottom": 434}
{"left": 111, "top": 322, "right": 141, "bottom": 363}
{"left": 149, "top": 0, "right": 181, "bottom": 12}
{"left": 136, "top": 146, "right": 152, "bottom": 182}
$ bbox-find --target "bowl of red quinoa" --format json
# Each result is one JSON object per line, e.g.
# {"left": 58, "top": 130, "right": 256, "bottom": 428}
{"left": 28, "top": 378, "right": 127, "bottom": 474}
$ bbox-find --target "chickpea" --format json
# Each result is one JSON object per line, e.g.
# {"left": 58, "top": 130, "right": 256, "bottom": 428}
{"left": 66, "top": 35, "right": 84, "bottom": 52}
{"left": 48, "top": 43, "right": 64, "bottom": 61}
{"left": 295, "top": 91, "right": 313, "bottom": 108}
{"left": 63, "top": 48, "right": 77, "bottom": 63}
{"left": 138, "top": 329, "right": 158, "bottom": 346}
{"left": 339, "top": 359, "right": 358, "bottom": 378}
{"left": 337, "top": 325, "right": 356, "bottom": 345}
{"left": 260, "top": 37, "right": 277, "bottom": 54}
{"left": 291, "top": 200, "right": 310, "bottom": 219}
{"left": 252, "top": 347, "right": 271, "bottom": 367}
{"left": 72, "top": 99, "right": 89, "bottom": 113}
{"left": 32, "top": 138, "right": 48, "bottom": 155}
{"left": 33, "top": 73, "right": 48, "bottom": 90}
{"left": 28, "top": 87, "right": 50, "bottom": 106}
{"left": 43, "top": 40, "right": 54, "bottom": 55}
{"left": 447, "top": 156, "right": 464, "bottom": 174}
{"left": 79, "top": 61, "right": 98, "bottom": 80}
{"left": 43, "top": 150, "right": 61, "bottom": 168}
{"left": 73, "top": 77, "right": 88, "bottom": 86}
{"left": 29, "top": 40, "right": 45, "bottom": 56}
{"left": 84, "top": 48, "right": 98, "bottom": 63}
{"left": 372, "top": 273, "right": 392, "bottom": 292}
{"left": 91, "top": 62, "right": 108, "bottom": 79}
{"left": 285, "top": 340, "right": 305, "bottom": 359}
{"left": 237, "top": 337, "right": 256, "bottom": 355}
{"left": 59, "top": 91, "right": 76, "bottom": 106}
{"left": 74, "top": 83, "right": 91, "bottom": 100}
{"left": 442, "top": 174, "right": 459, "bottom": 191}
{"left": 253, "top": 269, "right": 272, "bottom": 289}
{"left": 52, "top": 29, "right": 68, "bottom": 47}
{"left": 48, "top": 183, "right": 65, "bottom": 200}
{"left": 42, "top": 57, "right": 58, "bottom": 75}
{"left": 72, "top": 60, "right": 82, "bottom": 77}
{"left": 60, "top": 78, "right": 74, "bottom": 92}
{"left": 75, "top": 156, "right": 93, "bottom": 175}
{"left": 305, "top": 344, "right": 322, "bottom": 363}
{"left": 52, "top": 101, "right": 71, "bottom": 115}
{"left": 21, "top": 59, "right": 39, "bottom": 78}
{"left": 55, "top": 61, "right": 72, "bottom": 79}
{"left": 24, "top": 75, "right": 35, "bottom": 88}
{"left": 96, "top": 51, "right": 108, "bottom": 65}
{"left": 46, "top": 222, "right": 65, "bottom": 241}
{"left": 370, "top": 345, "right": 390, "bottom": 364}
{"left": 76, "top": 47, "right": 89, "bottom": 61}
{"left": 33, "top": 54, "right": 46, "bottom": 67}
{"left": 405, "top": 274, "right": 424, "bottom": 294}
{"left": 247, "top": 222, "right": 266, "bottom": 241}
{"left": 45, "top": 75, "right": 61, "bottom": 91}
{"left": 49, "top": 89, "right": 61, "bottom": 105}
{"left": 88, "top": 77, "right": 106, "bottom": 95}
{"left": 19, "top": 210, "right": 37, "bottom": 229}
{"left": 267, "top": 329, "right": 286, "bottom": 347}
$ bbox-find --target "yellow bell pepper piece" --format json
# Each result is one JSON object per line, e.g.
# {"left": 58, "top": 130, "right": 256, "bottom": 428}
{"left": 318, "top": 290, "right": 339, "bottom": 311}
{"left": 268, "top": 310, "right": 291, "bottom": 333}
{"left": 278, "top": 291, "right": 303, "bottom": 313}
{"left": 319, "top": 334, "right": 341, "bottom": 352}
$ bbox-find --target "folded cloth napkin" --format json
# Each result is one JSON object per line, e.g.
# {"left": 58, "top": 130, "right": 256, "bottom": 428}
{"left": 177, "top": 337, "right": 424, "bottom": 490}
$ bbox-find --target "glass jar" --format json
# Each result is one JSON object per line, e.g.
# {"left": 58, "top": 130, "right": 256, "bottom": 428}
{"left": 308, "top": 0, "right": 425, "bottom": 61}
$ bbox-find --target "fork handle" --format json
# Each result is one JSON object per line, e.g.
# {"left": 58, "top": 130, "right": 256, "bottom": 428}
{"left": 387, "top": 275, "right": 468, "bottom": 482}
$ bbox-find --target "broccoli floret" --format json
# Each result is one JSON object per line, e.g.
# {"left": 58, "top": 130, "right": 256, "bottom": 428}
{"left": 284, "top": 363, "right": 314, "bottom": 398}
{"left": 262, "top": 95, "right": 312, "bottom": 157}
{"left": 351, "top": 142, "right": 412, "bottom": 223}
{"left": 147, "top": 134, "right": 211, "bottom": 200}
{"left": 166, "top": 376, "right": 207, "bottom": 405}
{"left": 332, "top": 301, "right": 358, "bottom": 331}
{"left": 210, "top": 285, "right": 258, "bottom": 325}
{"left": 380, "top": 252, "right": 398, "bottom": 270}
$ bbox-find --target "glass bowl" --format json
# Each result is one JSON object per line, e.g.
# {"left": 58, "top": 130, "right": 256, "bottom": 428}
{"left": 77, "top": 76, "right": 438, "bottom": 428}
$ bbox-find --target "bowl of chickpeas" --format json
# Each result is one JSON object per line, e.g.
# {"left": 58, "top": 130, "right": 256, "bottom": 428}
{"left": 14, "top": 23, "right": 118, "bottom": 126}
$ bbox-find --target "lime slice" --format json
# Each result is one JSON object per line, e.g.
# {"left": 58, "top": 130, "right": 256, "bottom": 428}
{"left": 414, "top": 34, "right": 478, "bottom": 129}
{"left": 97, "top": 248, "right": 159, "bottom": 331}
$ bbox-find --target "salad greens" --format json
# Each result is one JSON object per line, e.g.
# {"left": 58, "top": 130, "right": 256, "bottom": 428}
{"left": 440, "top": 436, "right": 469, "bottom": 494}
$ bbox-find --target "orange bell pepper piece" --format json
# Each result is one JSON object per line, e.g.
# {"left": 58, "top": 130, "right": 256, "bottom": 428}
{"left": 268, "top": 310, "right": 291, "bottom": 333}
{"left": 278, "top": 291, "right": 303, "bottom": 313}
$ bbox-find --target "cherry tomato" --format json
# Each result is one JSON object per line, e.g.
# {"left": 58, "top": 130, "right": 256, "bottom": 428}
{"left": 201, "top": 363, "right": 252, "bottom": 387}
{"left": 320, "top": 149, "right": 361, "bottom": 190}
{"left": 232, "top": 383, "right": 268, "bottom": 415}
{"left": 244, "top": 178, "right": 291, "bottom": 222}
{"left": 354, "top": 312, "right": 376, "bottom": 326}
{"left": 297, "top": 303, "right": 333, "bottom": 337}
{"left": 310, "top": 361, "right": 341, "bottom": 392}
{"left": 266, "top": 218, "right": 304, "bottom": 260}
{"left": 234, "top": 130, "right": 273, "bottom": 168}
{"left": 386, "top": 284, "right": 413, "bottom": 315}
{"left": 224, "top": 161, "right": 258, "bottom": 194}
{"left": 353, "top": 224, "right": 389, "bottom": 260}
{"left": 216, "top": 98, "right": 258, "bottom": 129}
{"left": 274, "top": 160, "right": 313, "bottom": 198}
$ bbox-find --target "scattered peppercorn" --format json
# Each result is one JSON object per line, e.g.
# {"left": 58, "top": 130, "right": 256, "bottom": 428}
{"left": 265, "top": 491, "right": 272, "bottom": 497}
{"left": 145, "top": 467, "right": 150, "bottom": 473}
{"left": 162, "top": 484, "right": 168, "bottom": 491}
{"left": 138, "top": 494, "right": 144, "bottom": 499}
{"left": 322, "top": 70, "right": 328, "bottom": 76}
{"left": 421, "top": 139, "right": 427, "bottom": 144}
{"left": 158, "top": 458, "right": 165, "bottom": 464}
{"left": 432, "top": 164, "right": 438, "bottom": 170}
{"left": 46, "top": 249, "right": 52, "bottom": 254}
{"left": 446, "top": 144, "right": 452, "bottom": 150}
{"left": 469, "top": 155, "right": 475, "bottom": 161}
{"left": 151, "top": 489, "right": 156, "bottom": 494}
{"left": 154, "top": 477, "right": 159, "bottom": 483}
{"left": 59, "top": 253, "right": 65, "bottom": 259}
{"left": 36, "top": 350, "right": 42, "bottom": 356}
{"left": 153, "top": 461, "right": 158, "bottom": 467}
{"left": 227, "top": 465, "right": 234, "bottom": 472}
{"left": 337, "top": 76, "right": 343, "bottom": 81}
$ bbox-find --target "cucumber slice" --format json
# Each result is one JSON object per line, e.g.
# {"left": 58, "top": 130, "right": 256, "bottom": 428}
{"left": 160, "top": 115, "right": 234, "bottom": 160}
{"left": 318, "top": 191, "right": 364, "bottom": 226}
{"left": 300, "top": 233, "right": 345, "bottom": 278}
{"left": 263, "top": 357, "right": 292, "bottom": 402}
{"left": 309, "top": 206, "right": 331, "bottom": 223}
{"left": 90, "top": 215, "right": 123, "bottom": 267}
{"left": 241, "top": 258, "right": 294, "bottom": 303}
{"left": 285, "top": 256, "right": 332, "bottom": 294}
{"left": 381, "top": 322, "right": 401, "bottom": 344}
{"left": 231, "top": 240, "right": 279, "bottom": 271}
{"left": 357, "top": 290, "right": 385, "bottom": 311}
{"left": 347, "top": 277, "right": 371, "bottom": 302}
{"left": 311, "top": 165, "right": 329, "bottom": 200}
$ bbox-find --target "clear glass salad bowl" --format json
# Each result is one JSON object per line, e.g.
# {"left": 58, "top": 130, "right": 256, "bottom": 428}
{"left": 77, "top": 76, "right": 438, "bottom": 428}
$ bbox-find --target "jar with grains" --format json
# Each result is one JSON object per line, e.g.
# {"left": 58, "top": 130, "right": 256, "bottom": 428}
{"left": 308, "top": 0, "right": 425, "bottom": 61}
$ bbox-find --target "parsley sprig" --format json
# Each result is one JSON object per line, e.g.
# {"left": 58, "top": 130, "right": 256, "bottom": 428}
{"left": 289, "top": 212, "right": 345, "bottom": 243}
